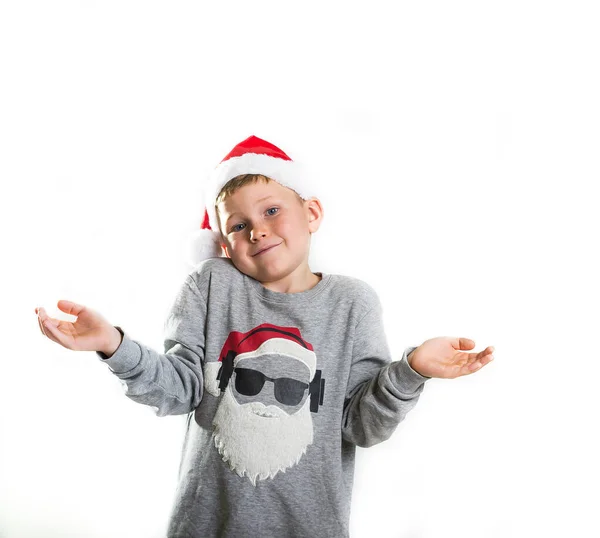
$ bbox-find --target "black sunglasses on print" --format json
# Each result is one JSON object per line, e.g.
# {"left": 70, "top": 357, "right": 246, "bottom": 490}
{"left": 234, "top": 367, "right": 309, "bottom": 406}
{"left": 217, "top": 327, "right": 326, "bottom": 413}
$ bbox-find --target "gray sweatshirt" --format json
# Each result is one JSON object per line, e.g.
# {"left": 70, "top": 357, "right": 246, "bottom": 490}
{"left": 96, "top": 258, "right": 429, "bottom": 538}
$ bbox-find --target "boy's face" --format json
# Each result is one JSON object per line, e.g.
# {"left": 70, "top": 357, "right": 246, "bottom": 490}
{"left": 216, "top": 180, "right": 322, "bottom": 291}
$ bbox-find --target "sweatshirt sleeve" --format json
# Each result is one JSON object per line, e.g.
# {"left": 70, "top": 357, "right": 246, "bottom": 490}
{"left": 341, "top": 293, "right": 430, "bottom": 447}
{"left": 95, "top": 274, "right": 207, "bottom": 417}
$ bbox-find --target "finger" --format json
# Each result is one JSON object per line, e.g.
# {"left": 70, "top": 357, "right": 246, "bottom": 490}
{"left": 41, "top": 317, "right": 66, "bottom": 346}
{"left": 481, "top": 353, "right": 494, "bottom": 366}
{"left": 39, "top": 315, "right": 60, "bottom": 344}
{"left": 468, "top": 346, "right": 494, "bottom": 362}
{"left": 37, "top": 309, "right": 47, "bottom": 334}
{"left": 38, "top": 307, "right": 61, "bottom": 328}
{"left": 475, "top": 349, "right": 495, "bottom": 364}
{"left": 479, "top": 345, "right": 494, "bottom": 357}
{"left": 470, "top": 359, "right": 484, "bottom": 370}
{"left": 462, "top": 360, "right": 483, "bottom": 375}
{"left": 37, "top": 310, "right": 61, "bottom": 345}
{"left": 463, "top": 354, "right": 494, "bottom": 376}
{"left": 37, "top": 313, "right": 47, "bottom": 337}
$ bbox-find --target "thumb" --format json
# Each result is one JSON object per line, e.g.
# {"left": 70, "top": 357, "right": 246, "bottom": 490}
{"left": 56, "top": 300, "right": 86, "bottom": 317}
{"left": 455, "top": 337, "right": 476, "bottom": 350}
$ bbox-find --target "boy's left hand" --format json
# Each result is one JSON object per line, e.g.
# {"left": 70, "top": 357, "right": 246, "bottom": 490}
{"left": 407, "top": 337, "right": 494, "bottom": 379}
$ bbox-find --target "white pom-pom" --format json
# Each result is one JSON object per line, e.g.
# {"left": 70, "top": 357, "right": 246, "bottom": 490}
{"left": 184, "top": 228, "right": 225, "bottom": 268}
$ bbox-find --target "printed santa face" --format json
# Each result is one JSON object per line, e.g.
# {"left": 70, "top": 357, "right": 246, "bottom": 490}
{"left": 204, "top": 325, "right": 324, "bottom": 486}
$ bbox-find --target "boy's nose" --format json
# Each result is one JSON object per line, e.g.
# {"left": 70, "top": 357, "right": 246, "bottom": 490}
{"left": 250, "top": 228, "right": 268, "bottom": 242}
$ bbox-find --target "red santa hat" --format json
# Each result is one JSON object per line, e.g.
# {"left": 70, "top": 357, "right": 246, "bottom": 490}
{"left": 186, "top": 135, "right": 314, "bottom": 268}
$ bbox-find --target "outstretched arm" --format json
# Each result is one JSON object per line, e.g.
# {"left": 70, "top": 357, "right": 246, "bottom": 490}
{"left": 96, "top": 275, "right": 207, "bottom": 417}
{"left": 341, "top": 298, "right": 428, "bottom": 448}
{"left": 341, "top": 293, "right": 495, "bottom": 447}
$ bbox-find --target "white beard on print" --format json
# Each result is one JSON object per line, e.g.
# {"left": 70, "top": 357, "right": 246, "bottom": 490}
{"left": 212, "top": 384, "right": 314, "bottom": 486}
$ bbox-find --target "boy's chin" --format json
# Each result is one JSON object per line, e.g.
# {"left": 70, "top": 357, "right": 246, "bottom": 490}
{"left": 229, "top": 258, "right": 284, "bottom": 280}
{"left": 245, "top": 267, "right": 292, "bottom": 287}
{"left": 229, "top": 257, "right": 311, "bottom": 290}
{"left": 225, "top": 262, "right": 262, "bottom": 283}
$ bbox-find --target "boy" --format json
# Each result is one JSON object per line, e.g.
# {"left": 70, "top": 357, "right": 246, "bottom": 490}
{"left": 36, "top": 135, "right": 494, "bottom": 538}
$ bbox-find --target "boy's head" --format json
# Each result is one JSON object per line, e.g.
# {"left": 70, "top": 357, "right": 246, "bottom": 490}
{"left": 215, "top": 173, "right": 323, "bottom": 289}
{"left": 188, "top": 135, "right": 323, "bottom": 291}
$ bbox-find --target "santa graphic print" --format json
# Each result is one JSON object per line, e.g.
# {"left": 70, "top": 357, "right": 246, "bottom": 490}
{"left": 203, "top": 324, "right": 325, "bottom": 485}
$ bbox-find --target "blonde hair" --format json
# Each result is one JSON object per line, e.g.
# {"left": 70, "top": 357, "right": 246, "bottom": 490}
{"left": 215, "top": 174, "right": 272, "bottom": 205}
{"left": 216, "top": 174, "right": 304, "bottom": 206}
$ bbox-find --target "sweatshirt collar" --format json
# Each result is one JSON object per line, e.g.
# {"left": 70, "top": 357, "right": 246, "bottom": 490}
{"left": 245, "top": 272, "right": 331, "bottom": 303}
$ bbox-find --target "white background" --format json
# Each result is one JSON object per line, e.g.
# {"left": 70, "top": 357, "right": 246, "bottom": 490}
{"left": 1, "top": 1, "right": 599, "bottom": 537}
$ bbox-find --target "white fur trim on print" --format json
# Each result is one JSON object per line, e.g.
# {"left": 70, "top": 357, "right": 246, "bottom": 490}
{"left": 234, "top": 337, "right": 317, "bottom": 378}
{"left": 204, "top": 361, "right": 222, "bottom": 397}
{"left": 204, "top": 153, "right": 313, "bottom": 233}
{"left": 185, "top": 228, "right": 225, "bottom": 269}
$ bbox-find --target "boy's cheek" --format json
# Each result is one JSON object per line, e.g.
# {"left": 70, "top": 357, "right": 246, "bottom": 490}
{"left": 223, "top": 242, "right": 243, "bottom": 259}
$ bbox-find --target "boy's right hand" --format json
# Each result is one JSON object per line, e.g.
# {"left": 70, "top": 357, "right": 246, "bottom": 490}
{"left": 35, "top": 300, "right": 122, "bottom": 357}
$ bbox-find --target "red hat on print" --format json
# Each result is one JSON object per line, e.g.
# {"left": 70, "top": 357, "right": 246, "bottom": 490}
{"left": 214, "top": 323, "right": 317, "bottom": 396}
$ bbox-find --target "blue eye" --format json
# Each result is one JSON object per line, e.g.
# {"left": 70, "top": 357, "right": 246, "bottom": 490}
{"left": 266, "top": 207, "right": 279, "bottom": 216}
{"left": 231, "top": 223, "right": 246, "bottom": 233}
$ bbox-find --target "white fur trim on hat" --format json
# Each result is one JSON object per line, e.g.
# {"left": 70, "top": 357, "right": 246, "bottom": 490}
{"left": 204, "top": 152, "right": 311, "bottom": 234}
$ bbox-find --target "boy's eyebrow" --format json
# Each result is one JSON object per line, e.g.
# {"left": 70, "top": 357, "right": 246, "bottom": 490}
{"left": 224, "top": 195, "right": 276, "bottom": 225}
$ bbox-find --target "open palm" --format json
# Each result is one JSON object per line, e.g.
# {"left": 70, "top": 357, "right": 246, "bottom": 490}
{"left": 408, "top": 337, "right": 494, "bottom": 379}
{"left": 35, "top": 300, "right": 114, "bottom": 352}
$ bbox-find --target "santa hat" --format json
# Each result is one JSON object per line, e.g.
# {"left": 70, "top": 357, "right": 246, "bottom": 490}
{"left": 186, "top": 135, "right": 313, "bottom": 268}
{"left": 204, "top": 323, "right": 317, "bottom": 398}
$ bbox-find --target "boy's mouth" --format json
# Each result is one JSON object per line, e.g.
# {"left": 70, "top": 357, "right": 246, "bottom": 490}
{"left": 252, "top": 243, "right": 282, "bottom": 256}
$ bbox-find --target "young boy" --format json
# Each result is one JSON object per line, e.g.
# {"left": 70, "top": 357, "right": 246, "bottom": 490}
{"left": 36, "top": 135, "right": 494, "bottom": 538}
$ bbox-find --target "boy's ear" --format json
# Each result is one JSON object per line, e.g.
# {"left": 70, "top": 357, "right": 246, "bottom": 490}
{"left": 305, "top": 197, "right": 324, "bottom": 233}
